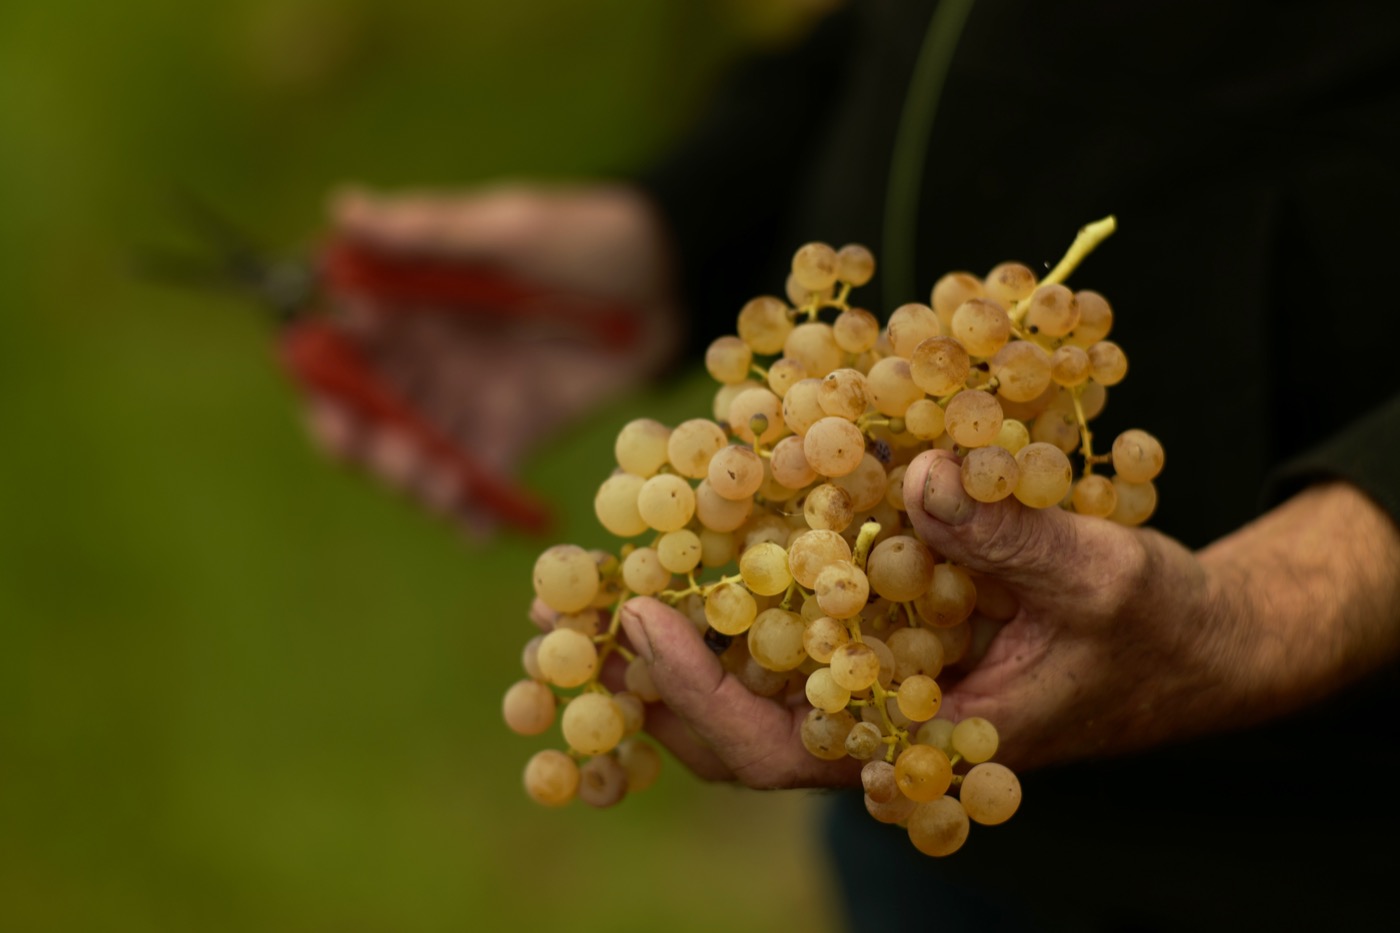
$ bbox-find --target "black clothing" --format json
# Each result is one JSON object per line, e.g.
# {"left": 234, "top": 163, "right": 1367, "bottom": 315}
{"left": 639, "top": 1, "right": 1400, "bottom": 929}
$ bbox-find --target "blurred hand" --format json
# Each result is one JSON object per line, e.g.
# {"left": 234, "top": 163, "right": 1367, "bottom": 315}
{"left": 303, "top": 183, "right": 683, "bottom": 534}
{"left": 618, "top": 449, "right": 1400, "bottom": 783}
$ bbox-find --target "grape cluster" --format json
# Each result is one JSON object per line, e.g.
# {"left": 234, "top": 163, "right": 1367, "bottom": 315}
{"left": 505, "top": 217, "right": 1164, "bottom": 856}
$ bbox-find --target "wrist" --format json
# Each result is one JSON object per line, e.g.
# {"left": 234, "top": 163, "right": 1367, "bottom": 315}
{"left": 1195, "top": 481, "right": 1400, "bottom": 728}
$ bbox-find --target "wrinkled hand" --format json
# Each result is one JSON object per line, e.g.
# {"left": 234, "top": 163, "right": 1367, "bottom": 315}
{"left": 617, "top": 448, "right": 1217, "bottom": 784}
{"left": 304, "top": 183, "right": 683, "bottom": 534}
{"left": 617, "top": 449, "right": 1400, "bottom": 786}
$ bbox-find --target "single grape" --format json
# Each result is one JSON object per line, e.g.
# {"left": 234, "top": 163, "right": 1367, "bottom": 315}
{"left": 747, "top": 608, "right": 807, "bottom": 671}
{"left": 915, "top": 718, "right": 956, "bottom": 756}
{"left": 887, "top": 626, "right": 945, "bottom": 680}
{"left": 737, "top": 295, "right": 793, "bottom": 354}
{"left": 907, "top": 797, "right": 970, "bottom": 857}
{"left": 866, "top": 356, "right": 924, "bottom": 416}
{"left": 1089, "top": 340, "right": 1129, "bottom": 385}
{"left": 960, "top": 444, "right": 1019, "bottom": 503}
{"left": 792, "top": 242, "right": 839, "bottom": 293}
{"left": 621, "top": 547, "right": 671, "bottom": 595}
{"left": 708, "top": 444, "right": 765, "bottom": 500}
{"left": 705, "top": 335, "right": 754, "bottom": 385}
{"left": 1023, "top": 283, "right": 1079, "bottom": 337}
{"left": 1066, "top": 289, "right": 1113, "bottom": 346}
{"left": 819, "top": 368, "right": 870, "bottom": 421}
{"left": 805, "top": 666, "right": 853, "bottom": 713}
{"left": 537, "top": 628, "right": 598, "bottom": 688}
{"left": 832, "top": 307, "right": 880, "bottom": 353}
{"left": 782, "top": 377, "right": 827, "bottom": 435}
{"left": 769, "top": 435, "right": 819, "bottom": 490}
{"left": 739, "top": 540, "right": 793, "bottom": 596}
{"left": 834, "top": 453, "right": 888, "bottom": 512}
{"left": 830, "top": 641, "right": 881, "bottom": 691}
{"left": 895, "top": 744, "right": 953, "bottom": 802}
{"left": 897, "top": 675, "right": 944, "bottom": 722}
{"left": 615, "top": 738, "right": 662, "bottom": 792}
{"left": 656, "top": 529, "right": 703, "bottom": 574}
{"left": 694, "top": 479, "right": 753, "bottom": 533}
{"left": 636, "top": 473, "right": 696, "bottom": 532}
{"left": 524, "top": 749, "right": 579, "bottom": 807}
{"left": 960, "top": 762, "right": 1022, "bottom": 825}
{"left": 983, "top": 261, "right": 1037, "bottom": 302}
{"left": 577, "top": 754, "right": 629, "bottom": 809}
{"left": 729, "top": 387, "right": 785, "bottom": 446}
{"left": 930, "top": 271, "right": 984, "bottom": 332}
{"left": 804, "top": 482, "right": 856, "bottom": 533}
{"left": 951, "top": 716, "right": 999, "bottom": 763}
{"left": 502, "top": 679, "right": 556, "bottom": 735}
{"left": 915, "top": 563, "right": 977, "bottom": 628}
{"left": 766, "top": 357, "right": 808, "bottom": 395}
{"left": 1072, "top": 473, "right": 1118, "bottom": 517}
{"left": 704, "top": 581, "right": 759, "bottom": 636}
{"left": 845, "top": 721, "right": 884, "bottom": 760}
{"left": 990, "top": 340, "right": 1052, "bottom": 403}
{"left": 835, "top": 243, "right": 876, "bottom": 286}
{"left": 1013, "top": 442, "right": 1073, "bottom": 508}
{"left": 668, "top": 418, "right": 728, "bottom": 479}
{"left": 614, "top": 418, "right": 672, "bottom": 477}
{"left": 814, "top": 561, "right": 871, "bottom": 619}
{"left": 561, "top": 692, "right": 626, "bottom": 757}
{"left": 787, "top": 529, "right": 852, "bottom": 588}
{"left": 911, "top": 336, "right": 971, "bottom": 397}
{"left": 533, "top": 544, "right": 602, "bottom": 613}
{"left": 803, "top": 616, "right": 851, "bottom": 663}
{"left": 887, "top": 303, "right": 941, "bottom": 358}
{"left": 865, "top": 535, "right": 935, "bottom": 601}
{"left": 951, "top": 298, "right": 1012, "bottom": 358}
{"left": 784, "top": 322, "right": 843, "bottom": 377}
{"left": 945, "top": 390, "right": 1004, "bottom": 448}
{"left": 801, "top": 707, "right": 856, "bottom": 760}
{"left": 1111, "top": 477, "right": 1158, "bottom": 526}
{"left": 1111, "top": 428, "right": 1165, "bottom": 483}
{"left": 1050, "top": 344, "right": 1091, "bottom": 387}
{"left": 992, "top": 418, "right": 1030, "bottom": 454}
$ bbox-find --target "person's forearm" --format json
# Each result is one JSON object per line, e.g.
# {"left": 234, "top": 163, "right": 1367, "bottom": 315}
{"left": 1198, "top": 481, "right": 1400, "bottom": 727}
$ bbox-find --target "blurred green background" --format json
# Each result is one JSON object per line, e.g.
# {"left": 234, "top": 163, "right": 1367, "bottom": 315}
{"left": 0, "top": 1, "right": 843, "bottom": 930}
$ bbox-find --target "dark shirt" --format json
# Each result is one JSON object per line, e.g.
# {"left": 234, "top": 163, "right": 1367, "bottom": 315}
{"left": 639, "top": 1, "right": 1400, "bottom": 929}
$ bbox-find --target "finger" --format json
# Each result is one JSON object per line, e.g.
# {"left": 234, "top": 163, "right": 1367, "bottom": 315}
{"left": 364, "top": 425, "right": 423, "bottom": 493}
{"left": 303, "top": 394, "right": 362, "bottom": 462}
{"left": 620, "top": 597, "right": 860, "bottom": 789}
{"left": 902, "top": 450, "right": 1135, "bottom": 607}
{"left": 328, "top": 186, "right": 523, "bottom": 259}
{"left": 636, "top": 702, "right": 736, "bottom": 783}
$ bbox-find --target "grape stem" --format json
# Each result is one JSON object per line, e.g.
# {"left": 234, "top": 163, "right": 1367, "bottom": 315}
{"left": 657, "top": 573, "right": 741, "bottom": 603}
{"left": 1070, "top": 384, "right": 1097, "bottom": 474}
{"left": 852, "top": 520, "right": 882, "bottom": 571}
{"left": 1011, "top": 215, "right": 1118, "bottom": 326}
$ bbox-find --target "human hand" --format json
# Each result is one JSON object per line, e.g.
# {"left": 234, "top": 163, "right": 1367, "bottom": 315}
{"left": 617, "top": 449, "right": 1400, "bottom": 784}
{"left": 303, "top": 183, "right": 683, "bottom": 534}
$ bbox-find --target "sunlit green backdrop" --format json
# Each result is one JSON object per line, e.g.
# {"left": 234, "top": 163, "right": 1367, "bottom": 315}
{"left": 0, "top": 2, "right": 843, "bottom": 930}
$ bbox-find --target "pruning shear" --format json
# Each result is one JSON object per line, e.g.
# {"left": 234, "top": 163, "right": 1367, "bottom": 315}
{"left": 147, "top": 193, "right": 645, "bottom": 535}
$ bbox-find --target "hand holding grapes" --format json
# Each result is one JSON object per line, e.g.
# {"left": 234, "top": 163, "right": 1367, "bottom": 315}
{"left": 623, "top": 452, "right": 1400, "bottom": 780}
{"left": 304, "top": 183, "right": 683, "bottom": 532}
{"left": 509, "top": 228, "right": 1400, "bottom": 858}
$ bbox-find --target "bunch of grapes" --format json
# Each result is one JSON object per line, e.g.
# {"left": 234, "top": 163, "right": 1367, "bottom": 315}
{"left": 504, "top": 217, "right": 1164, "bottom": 856}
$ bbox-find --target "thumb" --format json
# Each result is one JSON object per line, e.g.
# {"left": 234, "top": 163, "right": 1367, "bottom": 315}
{"left": 902, "top": 450, "right": 1100, "bottom": 595}
{"left": 619, "top": 596, "right": 859, "bottom": 788}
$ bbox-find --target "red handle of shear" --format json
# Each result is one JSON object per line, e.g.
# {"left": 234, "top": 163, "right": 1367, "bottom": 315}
{"left": 279, "top": 318, "right": 554, "bottom": 535}
{"left": 320, "top": 235, "right": 642, "bottom": 351}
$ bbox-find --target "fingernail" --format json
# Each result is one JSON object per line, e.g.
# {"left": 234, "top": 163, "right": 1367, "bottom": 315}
{"left": 619, "top": 602, "right": 654, "bottom": 663}
{"left": 923, "top": 455, "right": 975, "bottom": 525}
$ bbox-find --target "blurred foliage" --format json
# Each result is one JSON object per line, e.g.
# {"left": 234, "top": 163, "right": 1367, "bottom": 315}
{"left": 0, "top": 1, "right": 840, "bottom": 930}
